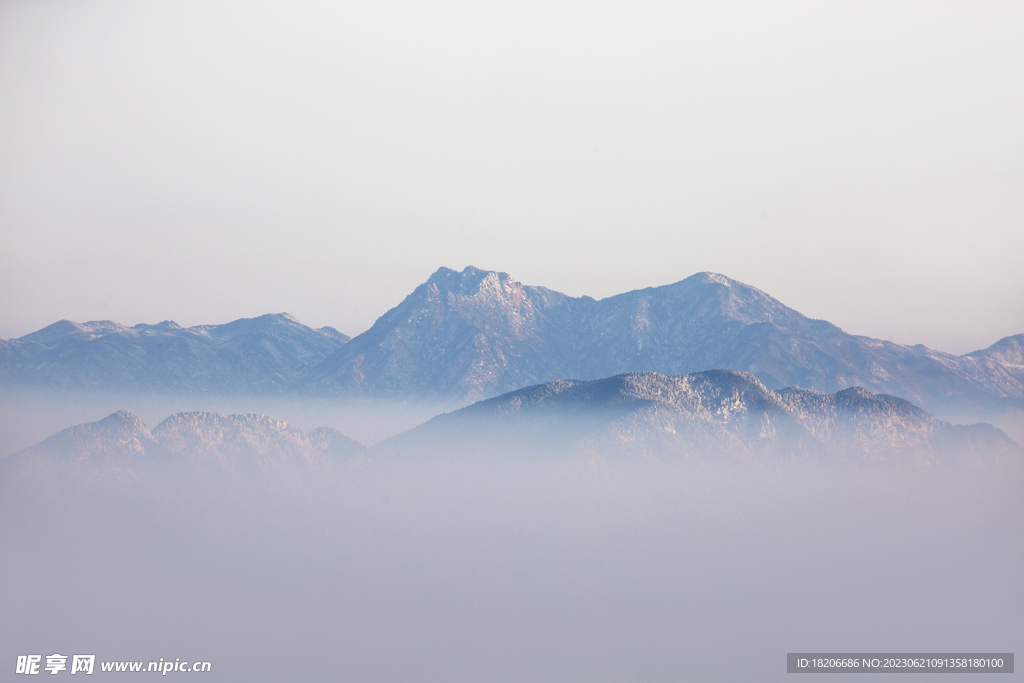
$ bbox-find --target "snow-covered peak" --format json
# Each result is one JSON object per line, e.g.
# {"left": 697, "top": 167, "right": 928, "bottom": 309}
{"left": 18, "top": 319, "right": 131, "bottom": 346}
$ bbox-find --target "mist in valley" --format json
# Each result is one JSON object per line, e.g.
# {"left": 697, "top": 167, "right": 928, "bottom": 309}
{"left": 2, "top": 398, "right": 1020, "bottom": 682}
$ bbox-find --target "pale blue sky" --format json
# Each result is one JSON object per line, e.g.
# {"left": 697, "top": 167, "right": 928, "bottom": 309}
{"left": 1, "top": 0, "right": 1021, "bottom": 354}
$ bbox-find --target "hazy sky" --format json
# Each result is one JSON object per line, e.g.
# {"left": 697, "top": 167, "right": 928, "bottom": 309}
{"left": 1, "top": 0, "right": 1021, "bottom": 354}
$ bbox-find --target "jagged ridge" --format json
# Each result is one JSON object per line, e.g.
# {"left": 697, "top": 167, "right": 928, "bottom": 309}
{"left": 383, "top": 370, "right": 1021, "bottom": 466}
{"left": 2, "top": 268, "right": 1021, "bottom": 412}
{"left": 303, "top": 266, "right": 1024, "bottom": 409}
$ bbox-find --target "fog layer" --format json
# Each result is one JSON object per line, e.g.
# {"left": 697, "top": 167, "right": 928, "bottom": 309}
{"left": 2, "top": 450, "right": 1020, "bottom": 682}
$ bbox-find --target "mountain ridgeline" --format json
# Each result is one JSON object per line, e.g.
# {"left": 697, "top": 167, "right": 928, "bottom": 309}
{"left": 2, "top": 409, "right": 365, "bottom": 486}
{"left": 2, "top": 267, "right": 1021, "bottom": 413}
{"left": 4, "top": 372, "right": 1020, "bottom": 489}
{"left": 381, "top": 370, "right": 1021, "bottom": 467}
{"left": 304, "top": 267, "right": 1022, "bottom": 411}
{"left": 0, "top": 313, "right": 348, "bottom": 394}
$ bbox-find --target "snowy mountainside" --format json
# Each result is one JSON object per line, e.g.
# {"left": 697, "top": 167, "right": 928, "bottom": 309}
{"left": 5, "top": 373, "right": 1018, "bottom": 486}
{"left": 152, "top": 411, "right": 363, "bottom": 472}
{"left": 2, "top": 409, "right": 365, "bottom": 484}
{"left": 380, "top": 370, "right": 1021, "bottom": 466}
{"left": 302, "top": 266, "right": 1024, "bottom": 410}
{"left": 302, "top": 267, "right": 574, "bottom": 402}
{"left": 2, "top": 267, "right": 1020, "bottom": 412}
{"left": 0, "top": 313, "right": 348, "bottom": 393}
{"left": 0, "top": 410, "right": 166, "bottom": 485}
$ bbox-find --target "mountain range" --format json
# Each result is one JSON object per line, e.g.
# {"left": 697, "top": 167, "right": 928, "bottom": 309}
{"left": 4, "top": 371, "right": 1019, "bottom": 486}
{"left": 306, "top": 267, "right": 1024, "bottom": 410}
{"left": 2, "top": 267, "right": 1021, "bottom": 412}
{"left": 381, "top": 370, "right": 1021, "bottom": 467}
{"left": 1, "top": 409, "right": 365, "bottom": 486}
{"left": 0, "top": 313, "right": 347, "bottom": 393}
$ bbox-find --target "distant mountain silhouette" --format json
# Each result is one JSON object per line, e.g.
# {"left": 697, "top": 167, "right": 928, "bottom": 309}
{"left": 153, "top": 411, "right": 363, "bottom": 473}
{"left": 0, "top": 313, "right": 347, "bottom": 393}
{"left": 2, "top": 410, "right": 365, "bottom": 486}
{"left": 0, "top": 410, "right": 165, "bottom": 486}
{"left": 380, "top": 370, "right": 1021, "bottom": 467}
{"left": 7, "top": 374, "right": 1017, "bottom": 486}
